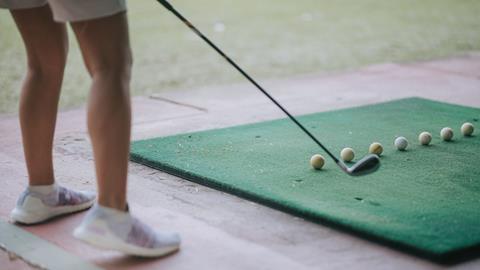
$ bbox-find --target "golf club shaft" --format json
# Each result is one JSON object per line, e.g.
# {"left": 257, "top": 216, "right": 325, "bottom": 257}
{"left": 157, "top": 0, "right": 339, "bottom": 163}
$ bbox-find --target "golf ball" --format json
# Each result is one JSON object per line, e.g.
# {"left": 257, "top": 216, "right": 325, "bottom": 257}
{"left": 310, "top": 154, "right": 325, "bottom": 170}
{"left": 418, "top": 131, "right": 432, "bottom": 145}
{"left": 394, "top": 137, "right": 408, "bottom": 151}
{"left": 213, "top": 22, "right": 226, "bottom": 33}
{"left": 440, "top": 127, "right": 454, "bottom": 141}
{"left": 461, "top": 122, "right": 474, "bottom": 136}
{"left": 369, "top": 142, "right": 383, "bottom": 156}
{"left": 340, "top": 147, "right": 355, "bottom": 162}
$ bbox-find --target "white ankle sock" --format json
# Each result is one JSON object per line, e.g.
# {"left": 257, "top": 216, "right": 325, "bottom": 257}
{"left": 28, "top": 183, "right": 57, "bottom": 195}
{"left": 97, "top": 204, "right": 129, "bottom": 216}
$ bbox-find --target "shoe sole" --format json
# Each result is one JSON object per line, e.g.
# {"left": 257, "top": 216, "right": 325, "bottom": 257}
{"left": 73, "top": 226, "right": 179, "bottom": 257}
{"left": 10, "top": 200, "right": 95, "bottom": 225}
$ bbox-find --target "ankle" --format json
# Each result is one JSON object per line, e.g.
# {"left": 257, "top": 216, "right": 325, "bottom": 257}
{"left": 98, "top": 197, "right": 127, "bottom": 212}
{"left": 28, "top": 183, "right": 57, "bottom": 195}
{"left": 29, "top": 179, "right": 55, "bottom": 186}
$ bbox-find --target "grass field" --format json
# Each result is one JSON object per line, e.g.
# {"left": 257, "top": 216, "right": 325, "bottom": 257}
{"left": 1, "top": 0, "right": 480, "bottom": 113}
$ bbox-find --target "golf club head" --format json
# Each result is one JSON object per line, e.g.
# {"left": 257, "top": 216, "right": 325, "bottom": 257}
{"left": 337, "top": 154, "right": 380, "bottom": 176}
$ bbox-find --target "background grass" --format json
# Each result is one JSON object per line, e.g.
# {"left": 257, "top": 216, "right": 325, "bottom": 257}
{"left": 1, "top": 0, "right": 480, "bottom": 113}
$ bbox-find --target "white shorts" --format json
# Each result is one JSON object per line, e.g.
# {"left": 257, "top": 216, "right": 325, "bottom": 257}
{"left": 0, "top": 0, "right": 127, "bottom": 22}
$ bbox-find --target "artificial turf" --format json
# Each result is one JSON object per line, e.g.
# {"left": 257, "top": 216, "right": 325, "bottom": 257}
{"left": 130, "top": 97, "right": 480, "bottom": 260}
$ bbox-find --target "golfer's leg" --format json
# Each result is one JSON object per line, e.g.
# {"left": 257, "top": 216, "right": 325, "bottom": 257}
{"left": 70, "top": 11, "right": 180, "bottom": 258}
{"left": 9, "top": 6, "right": 96, "bottom": 225}
{"left": 11, "top": 5, "right": 68, "bottom": 186}
{"left": 71, "top": 12, "right": 132, "bottom": 211}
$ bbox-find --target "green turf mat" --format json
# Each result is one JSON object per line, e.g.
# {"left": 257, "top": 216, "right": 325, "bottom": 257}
{"left": 130, "top": 97, "right": 480, "bottom": 260}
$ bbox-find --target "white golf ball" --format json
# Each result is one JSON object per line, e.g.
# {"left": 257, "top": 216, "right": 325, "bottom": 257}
{"left": 418, "top": 131, "right": 432, "bottom": 146}
{"left": 340, "top": 147, "right": 355, "bottom": 162}
{"left": 394, "top": 137, "right": 408, "bottom": 151}
{"left": 310, "top": 154, "right": 325, "bottom": 170}
{"left": 461, "top": 122, "right": 474, "bottom": 136}
{"left": 369, "top": 142, "right": 383, "bottom": 156}
{"left": 440, "top": 127, "right": 454, "bottom": 141}
{"left": 213, "top": 22, "right": 226, "bottom": 32}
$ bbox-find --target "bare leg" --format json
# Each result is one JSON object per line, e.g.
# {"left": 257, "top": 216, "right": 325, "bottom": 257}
{"left": 68, "top": 14, "right": 180, "bottom": 256}
{"left": 11, "top": 6, "right": 68, "bottom": 186}
{"left": 71, "top": 13, "right": 132, "bottom": 211}
{"left": 9, "top": 6, "right": 96, "bottom": 225}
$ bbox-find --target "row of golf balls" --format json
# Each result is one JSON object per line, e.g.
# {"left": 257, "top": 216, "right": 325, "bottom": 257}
{"left": 310, "top": 122, "right": 475, "bottom": 170}
{"left": 394, "top": 122, "right": 475, "bottom": 151}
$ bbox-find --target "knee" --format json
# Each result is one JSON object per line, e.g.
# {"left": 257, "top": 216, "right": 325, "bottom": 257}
{"left": 90, "top": 52, "right": 133, "bottom": 87}
{"left": 26, "top": 51, "right": 67, "bottom": 83}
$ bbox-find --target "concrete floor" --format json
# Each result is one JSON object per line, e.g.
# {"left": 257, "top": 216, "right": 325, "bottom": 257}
{"left": 1, "top": 53, "right": 480, "bottom": 269}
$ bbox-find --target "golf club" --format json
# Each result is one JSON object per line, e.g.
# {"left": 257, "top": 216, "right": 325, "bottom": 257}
{"left": 156, "top": 0, "right": 380, "bottom": 176}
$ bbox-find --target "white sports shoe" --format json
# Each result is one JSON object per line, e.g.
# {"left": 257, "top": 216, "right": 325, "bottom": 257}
{"left": 73, "top": 204, "right": 181, "bottom": 257}
{"left": 11, "top": 184, "right": 96, "bottom": 224}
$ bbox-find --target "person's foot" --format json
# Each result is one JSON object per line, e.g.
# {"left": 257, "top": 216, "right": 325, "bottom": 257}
{"left": 73, "top": 204, "right": 180, "bottom": 257}
{"left": 10, "top": 183, "right": 96, "bottom": 224}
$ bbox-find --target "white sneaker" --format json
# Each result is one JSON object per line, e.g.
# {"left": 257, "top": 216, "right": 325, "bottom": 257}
{"left": 73, "top": 204, "right": 180, "bottom": 257}
{"left": 10, "top": 184, "right": 96, "bottom": 224}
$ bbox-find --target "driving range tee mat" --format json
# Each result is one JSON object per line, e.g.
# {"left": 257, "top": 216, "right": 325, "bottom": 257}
{"left": 130, "top": 98, "right": 480, "bottom": 261}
